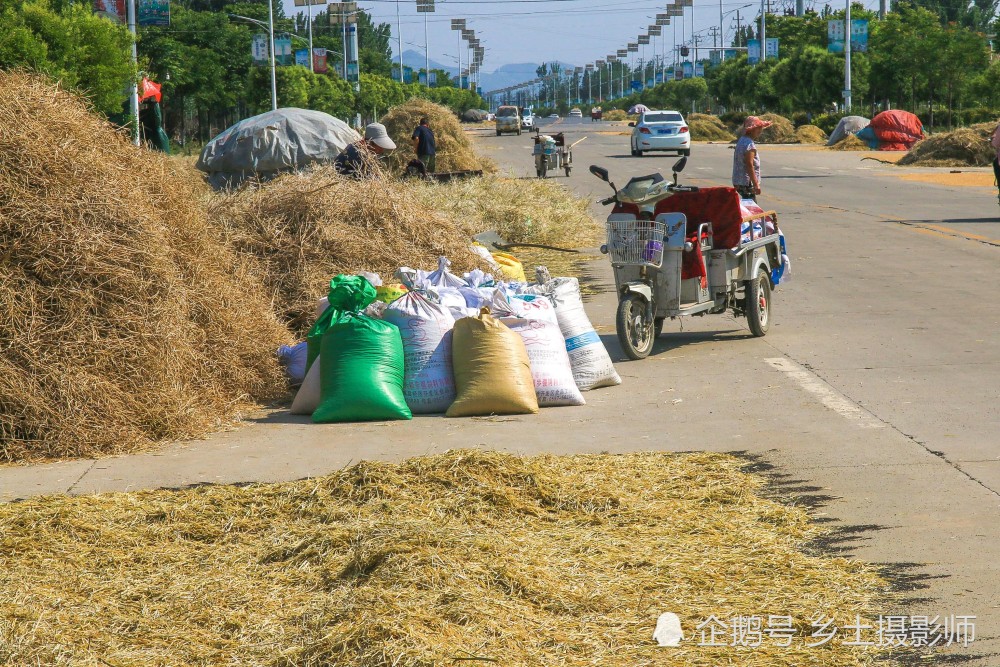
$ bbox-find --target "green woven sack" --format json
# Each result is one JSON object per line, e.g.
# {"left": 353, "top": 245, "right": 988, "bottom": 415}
{"left": 312, "top": 314, "right": 412, "bottom": 423}
{"left": 306, "top": 274, "right": 377, "bottom": 373}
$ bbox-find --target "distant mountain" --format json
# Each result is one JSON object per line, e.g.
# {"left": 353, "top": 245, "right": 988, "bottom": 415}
{"left": 396, "top": 50, "right": 576, "bottom": 93}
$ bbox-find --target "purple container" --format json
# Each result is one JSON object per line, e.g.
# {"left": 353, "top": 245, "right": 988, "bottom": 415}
{"left": 643, "top": 239, "right": 663, "bottom": 262}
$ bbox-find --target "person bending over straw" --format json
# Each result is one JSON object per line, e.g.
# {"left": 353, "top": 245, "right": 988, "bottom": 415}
{"left": 335, "top": 123, "right": 396, "bottom": 179}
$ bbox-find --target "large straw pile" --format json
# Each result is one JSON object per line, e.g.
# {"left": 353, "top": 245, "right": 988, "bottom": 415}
{"left": 795, "top": 124, "right": 828, "bottom": 144}
{"left": 603, "top": 109, "right": 628, "bottom": 121}
{"left": 210, "top": 166, "right": 487, "bottom": 335}
{"left": 379, "top": 97, "right": 495, "bottom": 173}
{"left": 687, "top": 113, "right": 734, "bottom": 142}
{"left": 0, "top": 449, "right": 890, "bottom": 666}
{"left": 898, "top": 122, "right": 996, "bottom": 167}
{"left": 757, "top": 113, "right": 798, "bottom": 144}
{"left": 0, "top": 71, "right": 290, "bottom": 462}
{"left": 829, "top": 134, "right": 869, "bottom": 151}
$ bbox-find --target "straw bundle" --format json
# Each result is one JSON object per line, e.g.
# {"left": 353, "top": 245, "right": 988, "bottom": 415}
{"left": 603, "top": 109, "right": 628, "bottom": 121}
{"left": 0, "top": 449, "right": 889, "bottom": 666}
{"left": 687, "top": 114, "right": 734, "bottom": 142}
{"left": 379, "top": 97, "right": 496, "bottom": 173}
{"left": 795, "top": 124, "right": 828, "bottom": 144}
{"left": 0, "top": 71, "right": 290, "bottom": 461}
{"left": 829, "top": 133, "right": 869, "bottom": 151}
{"left": 756, "top": 113, "right": 798, "bottom": 144}
{"left": 210, "top": 166, "right": 487, "bottom": 335}
{"left": 898, "top": 123, "right": 996, "bottom": 167}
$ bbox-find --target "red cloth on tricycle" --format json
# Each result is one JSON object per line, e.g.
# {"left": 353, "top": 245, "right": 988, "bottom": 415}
{"left": 654, "top": 186, "right": 745, "bottom": 250}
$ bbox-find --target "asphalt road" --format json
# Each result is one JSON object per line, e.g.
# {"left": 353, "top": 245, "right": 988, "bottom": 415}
{"left": 3, "top": 116, "right": 998, "bottom": 663}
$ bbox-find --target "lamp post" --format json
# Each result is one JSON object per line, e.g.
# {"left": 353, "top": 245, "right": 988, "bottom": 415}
{"left": 451, "top": 19, "right": 465, "bottom": 89}
{"left": 416, "top": 0, "right": 435, "bottom": 85}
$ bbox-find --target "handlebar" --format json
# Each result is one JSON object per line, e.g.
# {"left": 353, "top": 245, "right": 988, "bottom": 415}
{"left": 599, "top": 196, "right": 617, "bottom": 206}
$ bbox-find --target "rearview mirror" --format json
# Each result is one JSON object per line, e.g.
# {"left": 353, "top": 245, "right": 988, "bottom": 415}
{"left": 672, "top": 156, "right": 688, "bottom": 173}
{"left": 628, "top": 122, "right": 636, "bottom": 127}
{"left": 589, "top": 165, "right": 609, "bottom": 182}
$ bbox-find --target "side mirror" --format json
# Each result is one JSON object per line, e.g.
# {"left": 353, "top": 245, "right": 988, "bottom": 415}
{"left": 672, "top": 156, "right": 688, "bottom": 173}
{"left": 628, "top": 122, "right": 636, "bottom": 127}
{"left": 589, "top": 165, "right": 609, "bottom": 182}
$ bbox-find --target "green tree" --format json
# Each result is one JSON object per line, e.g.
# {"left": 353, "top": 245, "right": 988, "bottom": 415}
{"left": 0, "top": 0, "right": 135, "bottom": 114}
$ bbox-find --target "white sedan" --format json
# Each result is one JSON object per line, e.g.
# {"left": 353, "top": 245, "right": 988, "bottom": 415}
{"left": 629, "top": 110, "right": 690, "bottom": 157}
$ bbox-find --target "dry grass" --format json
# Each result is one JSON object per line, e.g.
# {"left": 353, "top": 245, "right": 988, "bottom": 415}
{"left": 379, "top": 98, "right": 496, "bottom": 173}
{"left": 757, "top": 113, "right": 798, "bottom": 144}
{"left": 795, "top": 124, "right": 828, "bottom": 144}
{"left": 210, "top": 166, "right": 489, "bottom": 336}
{"left": 898, "top": 123, "right": 996, "bottom": 167}
{"left": 0, "top": 449, "right": 890, "bottom": 666}
{"left": 829, "top": 134, "right": 870, "bottom": 151}
{"left": 411, "top": 174, "right": 603, "bottom": 249}
{"left": 603, "top": 109, "right": 628, "bottom": 122}
{"left": 687, "top": 114, "right": 734, "bottom": 142}
{"left": 0, "top": 71, "right": 290, "bottom": 462}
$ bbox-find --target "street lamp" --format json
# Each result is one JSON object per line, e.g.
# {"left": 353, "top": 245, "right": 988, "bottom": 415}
{"left": 416, "top": 0, "right": 435, "bottom": 86}
{"left": 230, "top": 13, "right": 276, "bottom": 110}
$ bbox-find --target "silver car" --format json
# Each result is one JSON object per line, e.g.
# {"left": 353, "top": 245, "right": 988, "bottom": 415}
{"left": 629, "top": 110, "right": 691, "bottom": 157}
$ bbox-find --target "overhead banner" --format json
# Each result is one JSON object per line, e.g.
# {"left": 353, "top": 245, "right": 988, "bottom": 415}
{"left": 138, "top": 0, "right": 169, "bottom": 26}
{"left": 274, "top": 34, "right": 293, "bottom": 66}
{"left": 828, "top": 19, "right": 868, "bottom": 53}
{"left": 93, "top": 0, "right": 125, "bottom": 23}
{"left": 313, "top": 48, "right": 328, "bottom": 73}
{"left": 295, "top": 49, "right": 311, "bottom": 68}
{"left": 251, "top": 33, "right": 269, "bottom": 65}
{"left": 682, "top": 61, "right": 694, "bottom": 78}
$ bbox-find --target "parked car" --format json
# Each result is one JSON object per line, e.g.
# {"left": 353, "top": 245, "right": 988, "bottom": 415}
{"left": 629, "top": 110, "right": 690, "bottom": 157}
{"left": 495, "top": 105, "right": 521, "bottom": 136}
{"left": 569, "top": 108, "right": 582, "bottom": 117}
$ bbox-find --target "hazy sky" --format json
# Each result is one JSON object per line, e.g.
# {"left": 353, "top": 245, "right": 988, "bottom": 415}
{"left": 282, "top": 0, "right": 889, "bottom": 83}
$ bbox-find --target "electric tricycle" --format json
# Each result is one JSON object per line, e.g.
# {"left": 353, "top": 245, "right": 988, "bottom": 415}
{"left": 590, "top": 158, "right": 788, "bottom": 360}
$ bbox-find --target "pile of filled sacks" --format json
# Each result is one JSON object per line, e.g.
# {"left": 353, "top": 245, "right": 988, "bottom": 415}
{"left": 282, "top": 257, "right": 621, "bottom": 422}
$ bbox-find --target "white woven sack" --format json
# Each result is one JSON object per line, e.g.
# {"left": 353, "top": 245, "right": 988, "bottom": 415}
{"left": 290, "top": 355, "right": 321, "bottom": 415}
{"left": 523, "top": 277, "right": 621, "bottom": 391}
{"left": 383, "top": 291, "right": 457, "bottom": 414}
{"left": 500, "top": 315, "right": 585, "bottom": 407}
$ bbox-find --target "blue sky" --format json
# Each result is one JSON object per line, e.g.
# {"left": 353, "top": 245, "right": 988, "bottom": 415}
{"left": 282, "top": 0, "right": 889, "bottom": 83}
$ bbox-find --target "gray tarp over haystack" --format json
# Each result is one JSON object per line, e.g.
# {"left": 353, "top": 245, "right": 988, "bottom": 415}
{"left": 196, "top": 108, "right": 360, "bottom": 189}
{"left": 826, "top": 115, "right": 870, "bottom": 146}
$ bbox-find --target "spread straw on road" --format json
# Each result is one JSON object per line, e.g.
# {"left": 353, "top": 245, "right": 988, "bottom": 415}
{"left": 0, "top": 449, "right": 889, "bottom": 667}
{"left": 0, "top": 71, "right": 290, "bottom": 462}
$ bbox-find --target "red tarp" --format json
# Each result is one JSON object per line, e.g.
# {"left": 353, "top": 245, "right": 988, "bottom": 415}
{"left": 139, "top": 77, "right": 162, "bottom": 104}
{"left": 869, "top": 110, "right": 923, "bottom": 151}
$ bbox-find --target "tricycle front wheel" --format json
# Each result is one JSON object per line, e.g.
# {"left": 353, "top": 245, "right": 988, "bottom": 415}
{"left": 616, "top": 294, "right": 655, "bottom": 360}
{"left": 745, "top": 274, "right": 772, "bottom": 337}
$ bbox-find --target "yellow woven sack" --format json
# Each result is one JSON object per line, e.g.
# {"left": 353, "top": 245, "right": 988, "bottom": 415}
{"left": 376, "top": 283, "right": 409, "bottom": 304}
{"left": 491, "top": 252, "right": 527, "bottom": 282}
{"left": 446, "top": 309, "right": 539, "bottom": 417}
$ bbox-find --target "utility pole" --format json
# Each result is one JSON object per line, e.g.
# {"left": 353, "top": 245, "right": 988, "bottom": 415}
{"left": 760, "top": 0, "right": 767, "bottom": 62}
{"left": 736, "top": 11, "right": 742, "bottom": 48}
{"left": 126, "top": 0, "right": 139, "bottom": 144}
{"left": 844, "top": 0, "right": 852, "bottom": 111}
{"left": 395, "top": 0, "right": 403, "bottom": 82}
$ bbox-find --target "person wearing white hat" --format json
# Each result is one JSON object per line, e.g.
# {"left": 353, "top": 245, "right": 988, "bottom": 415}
{"left": 334, "top": 122, "right": 397, "bottom": 178}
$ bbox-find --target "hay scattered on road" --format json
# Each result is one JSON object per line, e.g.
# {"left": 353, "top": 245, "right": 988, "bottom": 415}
{"left": 0, "top": 71, "right": 290, "bottom": 462}
{"left": 603, "top": 109, "right": 628, "bottom": 122}
{"left": 0, "top": 449, "right": 889, "bottom": 666}
{"left": 379, "top": 97, "right": 496, "bottom": 173}
{"left": 829, "top": 134, "right": 869, "bottom": 151}
{"left": 757, "top": 113, "right": 798, "bottom": 144}
{"left": 795, "top": 124, "right": 828, "bottom": 144}
{"left": 687, "top": 114, "right": 734, "bottom": 142}
{"left": 898, "top": 123, "right": 995, "bottom": 167}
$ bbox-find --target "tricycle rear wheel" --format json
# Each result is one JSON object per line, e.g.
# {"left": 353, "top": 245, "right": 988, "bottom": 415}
{"left": 745, "top": 274, "right": 772, "bottom": 337}
{"left": 616, "top": 294, "right": 654, "bottom": 360}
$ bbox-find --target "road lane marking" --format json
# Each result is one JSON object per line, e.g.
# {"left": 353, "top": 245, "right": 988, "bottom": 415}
{"left": 764, "top": 357, "right": 886, "bottom": 428}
